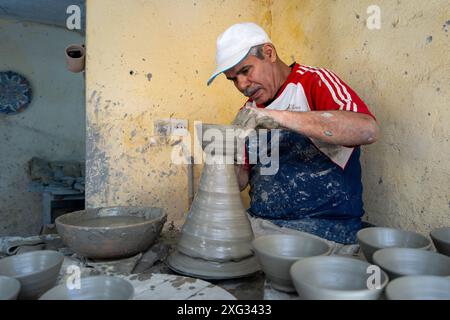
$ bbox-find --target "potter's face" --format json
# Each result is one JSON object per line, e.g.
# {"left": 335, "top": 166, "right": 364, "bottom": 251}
{"left": 224, "top": 47, "right": 277, "bottom": 105}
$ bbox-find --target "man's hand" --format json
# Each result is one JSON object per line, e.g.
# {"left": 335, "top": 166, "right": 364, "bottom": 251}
{"left": 232, "top": 106, "right": 281, "bottom": 129}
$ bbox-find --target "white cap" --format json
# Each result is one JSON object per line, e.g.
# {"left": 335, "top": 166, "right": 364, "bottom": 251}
{"left": 207, "top": 22, "right": 271, "bottom": 86}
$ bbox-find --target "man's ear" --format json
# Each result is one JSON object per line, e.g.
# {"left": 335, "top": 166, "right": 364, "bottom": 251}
{"left": 263, "top": 44, "right": 277, "bottom": 63}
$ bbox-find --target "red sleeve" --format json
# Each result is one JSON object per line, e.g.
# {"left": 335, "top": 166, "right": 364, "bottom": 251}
{"left": 308, "top": 68, "right": 376, "bottom": 120}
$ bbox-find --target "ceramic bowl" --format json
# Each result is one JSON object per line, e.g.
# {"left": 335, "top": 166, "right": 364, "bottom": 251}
{"left": 56, "top": 206, "right": 166, "bottom": 259}
{"left": 290, "top": 256, "right": 389, "bottom": 300}
{"left": 357, "top": 227, "right": 431, "bottom": 263}
{"left": 0, "top": 275, "right": 21, "bottom": 300}
{"left": 373, "top": 248, "right": 450, "bottom": 279}
{"left": 430, "top": 227, "right": 450, "bottom": 257}
{"left": 252, "top": 234, "right": 331, "bottom": 292}
{"left": 0, "top": 250, "right": 64, "bottom": 299}
{"left": 40, "top": 276, "right": 134, "bottom": 300}
{"left": 385, "top": 275, "right": 450, "bottom": 300}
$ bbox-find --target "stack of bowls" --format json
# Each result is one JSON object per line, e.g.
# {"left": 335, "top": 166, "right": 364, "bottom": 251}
{"left": 0, "top": 250, "right": 64, "bottom": 299}
{"left": 252, "top": 234, "right": 331, "bottom": 292}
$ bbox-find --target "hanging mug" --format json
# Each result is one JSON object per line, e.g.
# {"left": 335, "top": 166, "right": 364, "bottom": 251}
{"left": 65, "top": 44, "right": 85, "bottom": 73}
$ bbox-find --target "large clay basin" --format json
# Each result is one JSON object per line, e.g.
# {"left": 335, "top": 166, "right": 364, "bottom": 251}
{"left": 56, "top": 206, "right": 167, "bottom": 259}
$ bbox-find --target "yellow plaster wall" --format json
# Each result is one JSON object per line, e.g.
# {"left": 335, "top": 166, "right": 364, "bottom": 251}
{"left": 270, "top": 0, "right": 450, "bottom": 233}
{"left": 85, "top": 0, "right": 270, "bottom": 225}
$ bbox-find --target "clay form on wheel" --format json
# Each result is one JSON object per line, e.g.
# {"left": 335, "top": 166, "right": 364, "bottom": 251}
{"left": 168, "top": 123, "right": 259, "bottom": 279}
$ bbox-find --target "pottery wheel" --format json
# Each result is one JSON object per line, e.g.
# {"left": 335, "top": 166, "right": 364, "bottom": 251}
{"left": 167, "top": 250, "right": 260, "bottom": 280}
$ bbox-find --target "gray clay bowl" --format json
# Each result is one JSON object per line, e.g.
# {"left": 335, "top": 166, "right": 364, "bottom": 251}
{"left": 40, "top": 276, "right": 134, "bottom": 300}
{"left": 430, "top": 227, "right": 450, "bottom": 257}
{"left": 356, "top": 227, "right": 431, "bottom": 263}
{"left": 0, "top": 250, "right": 64, "bottom": 299}
{"left": 252, "top": 234, "right": 331, "bottom": 292}
{"left": 386, "top": 276, "right": 450, "bottom": 300}
{"left": 373, "top": 248, "right": 450, "bottom": 280}
{"left": 290, "top": 256, "right": 389, "bottom": 300}
{"left": 56, "top": 206, "right": 167, "bottom": 259}
{"left": 0, "top": 275, "right": 21, "bottom": 300}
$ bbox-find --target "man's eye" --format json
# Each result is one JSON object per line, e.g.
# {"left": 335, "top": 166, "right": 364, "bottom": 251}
{"left": 242, "top": 68, "right": 249, "bottom": 75}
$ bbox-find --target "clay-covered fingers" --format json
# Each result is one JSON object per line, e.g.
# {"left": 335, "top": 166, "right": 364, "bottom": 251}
{"left": 232, "top": 107, "right": 257, "bottom": 128}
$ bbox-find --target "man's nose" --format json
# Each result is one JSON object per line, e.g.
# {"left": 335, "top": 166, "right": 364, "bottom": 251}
{"left": 236, "top": 75, "right": 250, "bottom": 92}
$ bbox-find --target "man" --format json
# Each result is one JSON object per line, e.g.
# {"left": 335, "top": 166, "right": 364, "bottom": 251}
{"left": 207, "top": 22, "right": 379, "bottom": 244}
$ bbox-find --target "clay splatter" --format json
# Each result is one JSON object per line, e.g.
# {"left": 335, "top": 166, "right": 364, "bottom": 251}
{"left": 147, "top": 73, "right": 152, "bottom": 81}
{"left": 324, "top": 130, "right": 333, "bottom": 137}
{"left": 171, "top": 276, "right": 197, "bottom": 288}
{"left": 321, "top": 112, "right": 334, "bottom": 118}
{"left": 426, "top": 36, "right": 433, "bottom": 44}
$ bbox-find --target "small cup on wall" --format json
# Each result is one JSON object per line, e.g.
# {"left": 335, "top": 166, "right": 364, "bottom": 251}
{"left": 65, "top": 44, "right": 85, "bottom": 73}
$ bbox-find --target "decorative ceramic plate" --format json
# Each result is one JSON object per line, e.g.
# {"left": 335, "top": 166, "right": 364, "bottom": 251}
{"left": 0, "top": 71, "right": 33, "bottom": 114}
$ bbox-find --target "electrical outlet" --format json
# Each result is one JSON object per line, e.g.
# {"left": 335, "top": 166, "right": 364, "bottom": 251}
{"left": 154, "top": 118, "right": 188, "bottom": 137}
{"left": 171, "top": 119, "right": 188, "bottom": 136}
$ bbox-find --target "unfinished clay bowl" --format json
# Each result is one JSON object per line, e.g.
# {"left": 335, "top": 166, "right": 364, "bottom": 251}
{"left": 40, "top": 276, "right": 134, "bottom": 300}
{"left": 0, "top": 250, "right": 64, "bottom": 299}
{"left": 385, "top": 276, "right": 450, "bottom": 300}
{"left": 252, "top": 234, "right": 331, "bottom": 292}
{"left": 290, "top": 256, "right": 389, "bottom": 300}
{"left": 430, "top": 227, "right": 450, "bottom": 257}
{"left": 56, "top": 206, "right": 167, "bottom": 259}
{"left": 357, "top": 227, "right": 431, "bottom": 263}
{"left": 0, "top": 275, "right": 21, "bottom": 300}
{"left": 373, "top": 248, "right": 450, "bottom": 280}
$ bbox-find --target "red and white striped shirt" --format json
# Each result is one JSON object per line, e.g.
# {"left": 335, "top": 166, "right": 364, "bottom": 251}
{"left": 244, "top": 63, "right": 375, "bottom": 169}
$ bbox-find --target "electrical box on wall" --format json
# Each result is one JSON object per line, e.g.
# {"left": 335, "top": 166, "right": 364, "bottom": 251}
{"left": 154, "top": 119, "right": 188, "bottom": 137}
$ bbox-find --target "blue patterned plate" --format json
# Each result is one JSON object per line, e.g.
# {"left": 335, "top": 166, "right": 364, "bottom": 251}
{"left": 0, "top": 71, "right": 33, "bottom": 114}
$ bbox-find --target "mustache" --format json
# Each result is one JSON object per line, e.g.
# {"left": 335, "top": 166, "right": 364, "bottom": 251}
{"left": 243, "top": 86, "right": 262, "bottom": 97}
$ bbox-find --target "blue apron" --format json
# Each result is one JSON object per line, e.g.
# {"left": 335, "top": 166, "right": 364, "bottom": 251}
{"left": 247, "top": 129, "right": 365, "bottom": 244}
